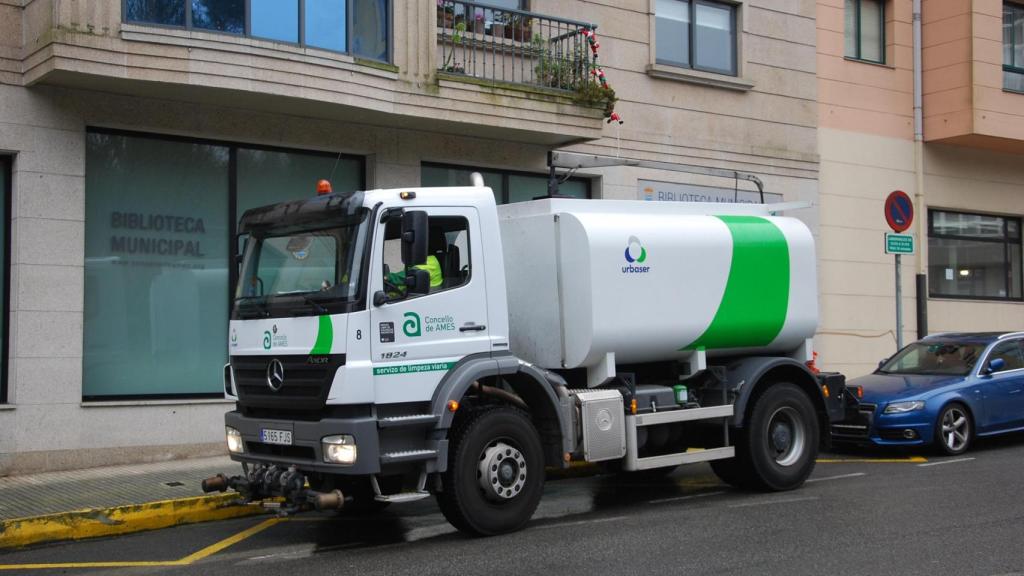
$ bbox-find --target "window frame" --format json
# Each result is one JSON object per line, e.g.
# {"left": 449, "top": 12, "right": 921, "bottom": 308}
{"left": 378, "top": 213, "right": 473, "bottom": 303}
{"left": 121, "top": 0, "right": 392, "bottom": 62}
{"left": 655, "top": 0, "right": 739, "bottom": 77}
{"left": 83, "top": 127, "right": 366, "bottom": 402}
{"left": 420, "top": 162, "right": 593, "bottom": 203}
{"left": 980, "top": 338, "right": 1024, "bottom": 375}
{"left": 1006, "top": 2, "right": 1024, "bottom": 89}
{"left": 927, "top": 208, "right": 1023, "bottom": 303}
{"left": 0, "top": 157, "right": 9, "bottom": 404}
{"left": 845, "top": 0, "right": 886, "bottom": 65}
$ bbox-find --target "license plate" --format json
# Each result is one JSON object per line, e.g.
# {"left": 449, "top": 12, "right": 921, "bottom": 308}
{"left": 259, "top": 428, "right": 293, "bottom": 446}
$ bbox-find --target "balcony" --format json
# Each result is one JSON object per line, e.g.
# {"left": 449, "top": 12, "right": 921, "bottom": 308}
{"left": 9, "top": 0, "right": 606, "bottom": 146}
{"left": 922, "top": 0, "right": 1024, "bottom": 154}
{"left": 436, "top": 2, "right": 597, "bottom": 95}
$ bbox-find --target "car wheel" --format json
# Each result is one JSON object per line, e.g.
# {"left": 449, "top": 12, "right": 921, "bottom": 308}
{"left": 436, "top": 406, "right": 544, "bottom": 536}
{"left": 934, "top": 403, "right": 972, "bottom": 455}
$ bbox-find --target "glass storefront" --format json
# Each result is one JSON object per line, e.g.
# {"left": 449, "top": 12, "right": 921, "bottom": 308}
{"left": 83, "top": 130, "right": 362, "bottom": 399}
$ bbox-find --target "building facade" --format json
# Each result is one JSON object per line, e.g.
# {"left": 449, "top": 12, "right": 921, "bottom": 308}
{"left": 2, "top": 0, "right": 812, "bottom": 474}
{"left": 816, "top": 0, "right": 1024, "bottom": 378}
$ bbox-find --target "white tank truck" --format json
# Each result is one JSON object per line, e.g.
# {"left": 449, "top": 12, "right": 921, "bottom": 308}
{"left": 202, "top": 176, "right": 848, "bottom": 536}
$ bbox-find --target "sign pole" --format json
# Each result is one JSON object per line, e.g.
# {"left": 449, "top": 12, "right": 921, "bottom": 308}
{"left": 884, "top": 190, "right": 914, "bottom": 351}
{"left": 895, "top": 254, "right": 903, "bottom": 349}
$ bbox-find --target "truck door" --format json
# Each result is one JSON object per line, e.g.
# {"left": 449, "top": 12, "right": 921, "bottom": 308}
{"left": 370, "top": 207, "right": 488, "bottom": 403}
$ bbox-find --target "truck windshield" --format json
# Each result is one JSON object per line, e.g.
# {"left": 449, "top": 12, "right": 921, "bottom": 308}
{"left": 878, "top": 342, "right": 986, "bottom": 376}
{"left": 234, "top": 211, "right": 369, "bottom": 317}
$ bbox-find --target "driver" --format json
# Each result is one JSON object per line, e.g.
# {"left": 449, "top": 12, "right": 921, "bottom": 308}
{"left": 386, "top": 255, "right": 443, "bottom": 295}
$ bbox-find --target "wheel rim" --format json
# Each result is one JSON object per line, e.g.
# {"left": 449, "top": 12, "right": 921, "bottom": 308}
{"left": 477, "top": 440, "right": 527, "bottom": 502}
{"left": 766, "top": 406, "right": 806, "bottom": 467}
{"left": 941, "top": 407, "right": 969, "bottom": 452}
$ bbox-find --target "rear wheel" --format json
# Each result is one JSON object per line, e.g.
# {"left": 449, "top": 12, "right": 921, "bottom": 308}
{"left": 436, "top": 406, "right": 545, "bottom": 536}
{"left": 712, "top": 383, "right": 818, "bottom": 491}
{"left": 934, "top": 403, "right": 972, "bottom": 456}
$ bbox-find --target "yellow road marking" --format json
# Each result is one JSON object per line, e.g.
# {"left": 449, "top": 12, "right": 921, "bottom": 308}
{"left": 176, "top": 517, "right": 282, "bottom": 564}
{"left": 0, "top": 517, "right": 282, "bottom": 571}
{"left": 817, "top": 456, "right": 927, "bottom": 463}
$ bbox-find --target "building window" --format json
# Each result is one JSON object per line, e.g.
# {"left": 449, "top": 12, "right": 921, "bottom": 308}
{"left": 0, "top": 157, "right": 9, "bottom": 404}
{"left": 655, "top": 0, "right": 737, "bottom": 76}
{"left": 84, "top": 129, "right": 363, "bottom": 400}
{"left": 124, "top": 0, "right": 390, "bottom": 61}
{"left": 420, "top": 163, "right": 591, "bottom": 204}
{"left": 845, "top": 0, "right": 885, "bottom": 64}
{"left": 928, "top": 210, "right": 1022, "bottom": 301}
{"left": 1005, "top": 2, "right": 1024, "bottom": 92}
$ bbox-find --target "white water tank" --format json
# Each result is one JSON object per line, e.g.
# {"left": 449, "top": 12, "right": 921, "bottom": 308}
{"left": 498, "top": 199, "right": 818, "bottom": 370}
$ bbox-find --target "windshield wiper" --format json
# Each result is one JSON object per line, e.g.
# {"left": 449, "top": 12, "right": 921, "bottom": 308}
{"left": 302, "top": 294, "right": 328, "bottom": 315}
{"left": 235, "top": 296, "right": 270, "bottom": 318}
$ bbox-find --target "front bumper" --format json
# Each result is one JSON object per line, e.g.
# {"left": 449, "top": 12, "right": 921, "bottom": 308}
{"left": 225, "top": 410, "right": 381, "bottom": 475}
{"left": 830, "top": 402, "right": 933, "bottom": 446}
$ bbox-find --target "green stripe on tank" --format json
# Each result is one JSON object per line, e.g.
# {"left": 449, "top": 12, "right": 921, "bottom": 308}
{"left": 683, "top": 216, "right": 790, "bottom": 351}
{"left": 311, "top": 315, "right": 333, "bottom": 355}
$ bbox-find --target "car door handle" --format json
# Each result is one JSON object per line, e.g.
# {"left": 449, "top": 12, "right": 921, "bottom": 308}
{"left": 459, "top": 324, "right": 486, "bottom": 332}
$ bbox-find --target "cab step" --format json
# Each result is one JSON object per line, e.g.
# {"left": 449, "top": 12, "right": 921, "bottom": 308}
{"left": 370, "top": 471, "right": 430, "bottom": 503}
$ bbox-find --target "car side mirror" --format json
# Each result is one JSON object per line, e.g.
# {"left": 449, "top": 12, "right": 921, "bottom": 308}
{"left": 406, "top": 268, "right": 430, "bottom": 296}
{"left": 878, "top": 358, "right": 888, "bottom": 370}
{"left": 985, "top": 358, "right": 1006, "bottom": 375}
{"left": 401, "top": 211, "right": 429, "bottom": 267}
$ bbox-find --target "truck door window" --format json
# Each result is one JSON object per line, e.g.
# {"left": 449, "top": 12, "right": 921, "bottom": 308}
{"left": 381, "top": 216, "right": 470, "bottom": 297}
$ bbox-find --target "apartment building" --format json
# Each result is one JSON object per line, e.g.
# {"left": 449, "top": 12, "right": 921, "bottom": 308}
{"left": 816, "top": 0, "right": 1024, "bottom": 378}
{"left": 0, "top": 0, "right": 818, "bottom": 473}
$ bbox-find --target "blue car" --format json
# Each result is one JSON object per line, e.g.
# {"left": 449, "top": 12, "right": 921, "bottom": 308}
{"left": 832, "top": 332, "right": 1024, "bottom": 455}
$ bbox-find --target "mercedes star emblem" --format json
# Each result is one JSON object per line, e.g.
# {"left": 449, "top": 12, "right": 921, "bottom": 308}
{"left": 266, "top": 358, "right": 285, "bottom": 391}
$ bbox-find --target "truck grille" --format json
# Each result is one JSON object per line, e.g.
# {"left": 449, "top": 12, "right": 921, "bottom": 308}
{"left": 231, "top": 354, "right": 345, "bottom": 411}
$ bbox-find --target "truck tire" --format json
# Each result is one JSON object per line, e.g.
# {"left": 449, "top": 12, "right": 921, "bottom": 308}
{"left": 712, "top": 383, "right": 818, "bottom": 491}
{"left": 436, "top": 406, "right": 545, "bottom": 536}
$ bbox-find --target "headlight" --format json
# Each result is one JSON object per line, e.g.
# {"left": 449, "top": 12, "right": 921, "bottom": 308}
{"left": 884, "top": 400, "right": 926, "bottom": 414}
{"left": 322, "top": 435, "right": 357, "bottom": 465}
{"left": 225, "top": 426, "right": 244, "bottom": 453}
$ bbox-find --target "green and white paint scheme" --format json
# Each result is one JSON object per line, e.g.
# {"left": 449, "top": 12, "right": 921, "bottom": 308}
{"left": 498, "top": 199, "right": 818, "bottom": 372}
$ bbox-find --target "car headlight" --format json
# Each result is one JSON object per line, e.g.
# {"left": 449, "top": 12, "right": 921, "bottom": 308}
{"left": 225, "top": 426, "right": 244, "bottom": 453}
{"left": 884, "top": 400, "right": 926, "bottom": 414}
{"left": 322, "top": 435, "right": 357, "bottom": 465}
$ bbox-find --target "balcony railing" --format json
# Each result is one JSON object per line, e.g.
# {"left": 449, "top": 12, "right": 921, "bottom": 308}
{"left": 437, "top": 1, "right": 597, "bottom": 94}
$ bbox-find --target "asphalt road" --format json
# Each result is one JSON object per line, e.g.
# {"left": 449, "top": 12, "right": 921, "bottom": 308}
{"left": 5, "top": 435, "right": 1024, "bottom": 576}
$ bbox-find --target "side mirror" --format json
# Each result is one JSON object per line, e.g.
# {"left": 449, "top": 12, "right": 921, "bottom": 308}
{"left": 878, "top": 358, "right": 888, "bottom": 370}
{"left": 406, "top": 268, "right": 430, "bottom": 296}
{"left": 373, "top": 290, "right": 388, "bottom": 307}
{"left": 985, "top": 357, "right": 1006, "bottom": 375}
{"left": 401, "top": 211, "right": 429, "bottom": 267}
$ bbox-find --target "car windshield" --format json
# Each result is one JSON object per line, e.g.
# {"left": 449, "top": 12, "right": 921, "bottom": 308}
{"left": 878, "top": 341, "right": 987, "bottom": 376}
{"left": 234, "top": 211, "right": 369, "bottom": 316}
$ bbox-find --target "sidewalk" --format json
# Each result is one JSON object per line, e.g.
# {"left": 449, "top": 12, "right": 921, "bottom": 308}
{"left": 0, "top": 456, "right": 261, "bottom": 549}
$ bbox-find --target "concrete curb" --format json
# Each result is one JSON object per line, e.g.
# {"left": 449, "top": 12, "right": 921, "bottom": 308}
{"left": 0, "top": 493, "right": 268, "bottom": 550}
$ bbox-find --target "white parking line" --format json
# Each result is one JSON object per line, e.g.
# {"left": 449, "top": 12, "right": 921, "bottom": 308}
{"left": 727, "top": 496, "right": 819, "bottom": 509}
{"left": 806, "top": 472, "right": 866, "bottom": 483}
{"left": 535, "top": 515, "right": 630, "bottom": 530}
{"left": 917, "top": 457, "right": 975, "bottom": 467}
{"left": 648, "top": 491, "right": 727, "bottom": 505}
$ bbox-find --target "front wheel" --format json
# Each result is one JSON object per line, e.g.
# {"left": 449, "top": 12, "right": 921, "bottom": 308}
{"left": 436, "top": 406, "right": 545, "bottom": 536}
{"left": 934, "top": 403, "right": 972, "bottom": 455}
{"left": 712, "top": 383, "right": 819, "bottom": 491}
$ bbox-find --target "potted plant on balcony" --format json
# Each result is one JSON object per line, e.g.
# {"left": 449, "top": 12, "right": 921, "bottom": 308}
{"left": 490, "top": 12, "right": 508, "bottom": 38}
{"left": 472, "top": 8, "right": 486, "bottom": 35}
{"left": 437, "top": 0, "right": 455, "bottom": 30}
{"left": 508, "top": 15, "right": 532, "bottom": 42}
